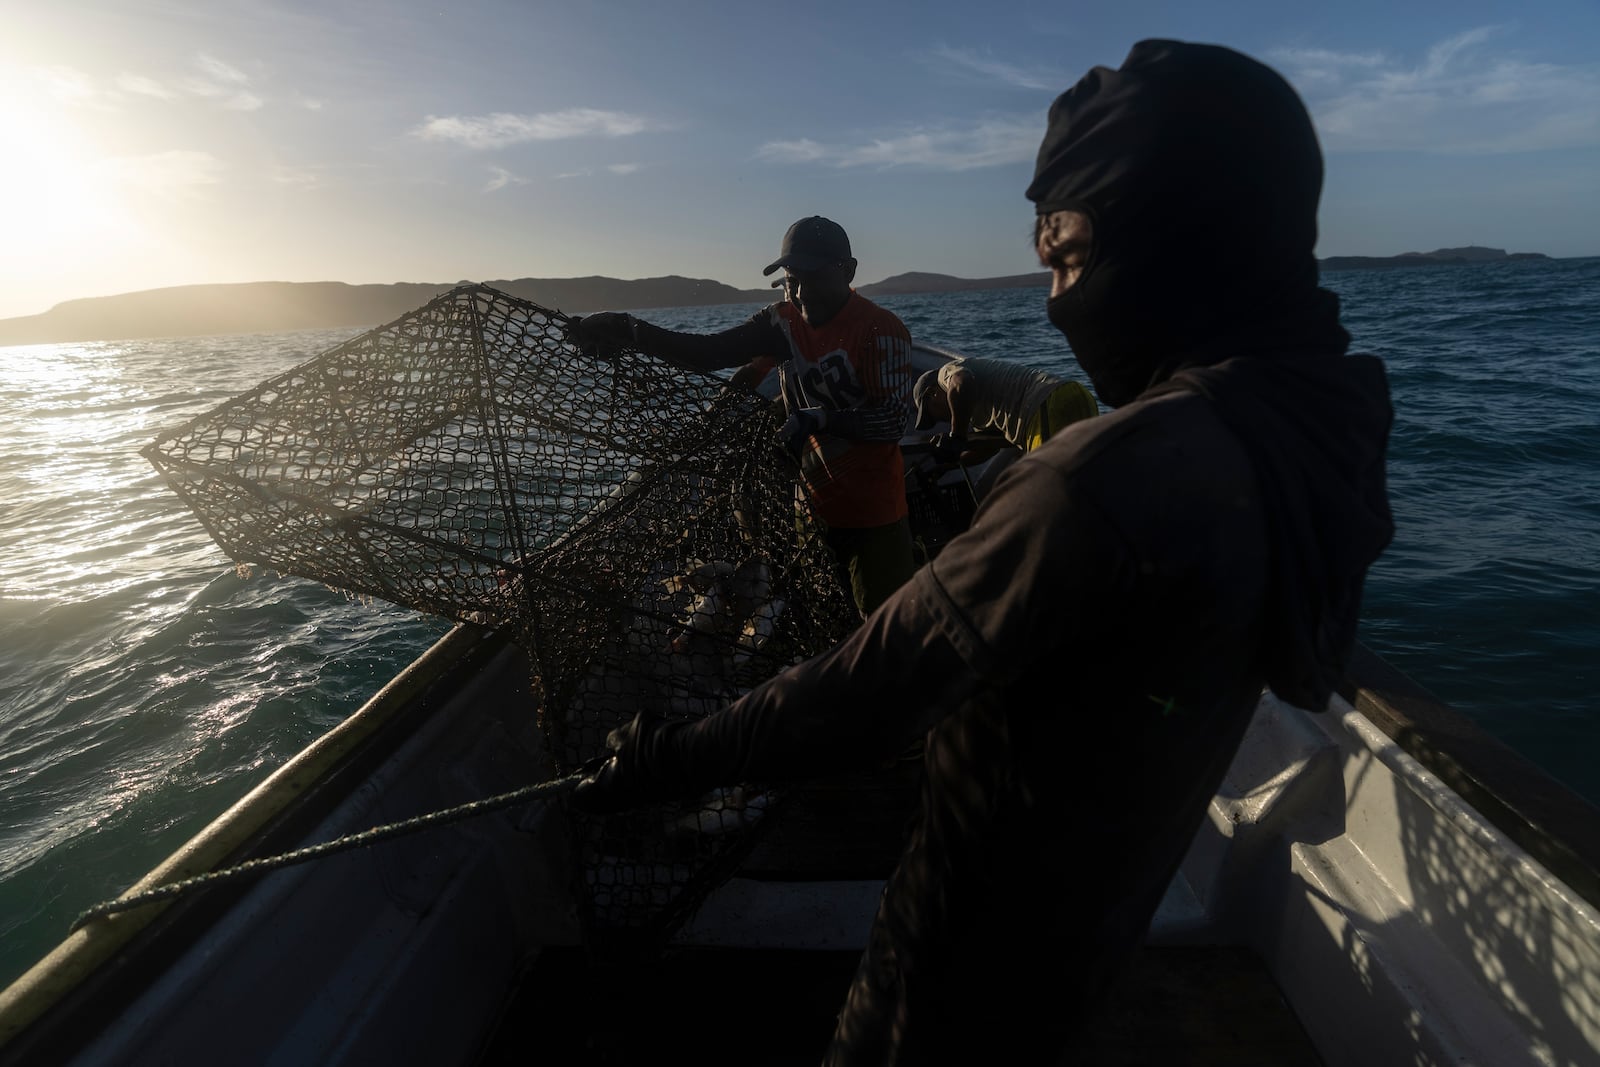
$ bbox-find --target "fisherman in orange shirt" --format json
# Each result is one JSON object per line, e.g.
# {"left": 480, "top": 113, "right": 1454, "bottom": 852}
{"left": 575, "top": 216, "right": 916, "bottom": 616}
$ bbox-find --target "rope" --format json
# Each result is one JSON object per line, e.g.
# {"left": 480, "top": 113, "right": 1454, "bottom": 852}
{"left": 71, "top": 771, "right": 586, "bottom": 933}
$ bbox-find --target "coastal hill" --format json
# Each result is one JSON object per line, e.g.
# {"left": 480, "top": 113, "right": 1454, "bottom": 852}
{"left": 860, "top": 271, "right": 1051, "bottom": 295}
{"left": 0, "top": 248, "right": 1547, "bottom": 345}
{"left": 0, "top": 276, "right": 777, "bottom": 347}
{"left": 1319, "top": 245, "right": 1549, "bottom": 271}
{"left": 0, "top": 271, "right": 1056, "bottom": 346}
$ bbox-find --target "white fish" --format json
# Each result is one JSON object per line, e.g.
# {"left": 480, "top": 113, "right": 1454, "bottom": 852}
{"left": 734, "top": 597, "right": 787, "bottom": 665}
{"left": 670, "top": 580, "right": 728, "bottom": 654}
{"left": 670, "top": 785, "right": 770, "bottom": 837}
{"left": 666, "top": 553, "right": 777, "bottom": 655}
{"left": 662, "top": 558, "right": 735, "bottom": 597}
{"left": 726, "top": 555, "right": 773, "bottom": 616}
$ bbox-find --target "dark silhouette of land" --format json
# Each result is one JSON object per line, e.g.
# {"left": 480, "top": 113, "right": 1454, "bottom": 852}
{"left": 0, "top": 277, "right": 776, "bottom": 346}
{"left": 860, "top": 271, "right": 1052, "bottom": 295}
{"left": 0, "top": 247, "right": 1551, "bottom": 345}
{"left": 1319, "top": 246, "right": 1549, "bottom": 271}
{"left": 0, "top": 272, "right": 1054, "bottom": 345}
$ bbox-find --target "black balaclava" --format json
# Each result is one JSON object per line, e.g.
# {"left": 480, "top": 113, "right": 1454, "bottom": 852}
{"left": 1027, "top": 39, "right": 1350, "bottom": 407}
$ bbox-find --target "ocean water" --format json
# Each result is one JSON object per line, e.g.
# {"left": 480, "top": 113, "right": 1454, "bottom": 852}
{"left": 1, "top": 258, "right": 1597, "bottom": 990}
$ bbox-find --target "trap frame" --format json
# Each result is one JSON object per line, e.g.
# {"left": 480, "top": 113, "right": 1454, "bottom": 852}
{"left": 143, "top": 283, "right": 862, "bottom": 948}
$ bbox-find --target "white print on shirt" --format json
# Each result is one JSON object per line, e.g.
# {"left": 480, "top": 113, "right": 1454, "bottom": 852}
{"left": 800, "top": 349, "right": 868, "bottom": 409}
{"left": 878, "top": 334, "right": 911, "bottom": 366}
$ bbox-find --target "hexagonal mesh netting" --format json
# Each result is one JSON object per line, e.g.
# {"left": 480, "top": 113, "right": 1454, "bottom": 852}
{"left": 143, "top": 283, "right": 862, "bottom": 948}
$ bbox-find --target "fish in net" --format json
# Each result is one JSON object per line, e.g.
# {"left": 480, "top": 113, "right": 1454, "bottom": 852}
{"left": 142, "top": 282, "right": 862, "bottom": 951}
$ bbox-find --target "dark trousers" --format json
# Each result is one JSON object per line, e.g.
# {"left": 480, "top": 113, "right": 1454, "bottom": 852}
{"left": 825, "top": 517, "right": 915, "bottom": 617}
{"left": 824, "top": 680, "right": 1263, "bottom": 1065}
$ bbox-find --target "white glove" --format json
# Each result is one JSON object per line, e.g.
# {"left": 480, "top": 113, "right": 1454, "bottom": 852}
{"left": 779, "top": 407, "right": 827, "bottom": 454}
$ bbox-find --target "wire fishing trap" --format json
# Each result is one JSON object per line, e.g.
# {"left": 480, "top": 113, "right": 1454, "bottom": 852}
{"left": 142, "top": 283, "right": 861, "bottom": 948}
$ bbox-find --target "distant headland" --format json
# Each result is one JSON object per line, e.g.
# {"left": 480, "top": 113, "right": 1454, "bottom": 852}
{"left": 0, "top": 272, "right": 1051, "bottom": 346}
{"left": 1318, "top": 245, "right": 1550, "bottom": 271}
{"left": 0, "top": 248, "right": 1551, "bottom": 345}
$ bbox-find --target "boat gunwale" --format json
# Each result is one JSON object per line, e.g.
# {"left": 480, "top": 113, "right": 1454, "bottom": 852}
{"left": 0, "top": 621, "right": 509, "bottom": 1058}
{"left": 1340, "top": 641, "right": 1600, "bottom": 912}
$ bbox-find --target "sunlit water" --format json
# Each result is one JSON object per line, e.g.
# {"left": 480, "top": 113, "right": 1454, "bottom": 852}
{"left": 1, "top": 258, "right": 1597, "bottom": 988}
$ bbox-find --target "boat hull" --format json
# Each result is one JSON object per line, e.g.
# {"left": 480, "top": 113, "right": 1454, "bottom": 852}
{"left": 5, "top": 621, "right": 1598, "bottom": 1066}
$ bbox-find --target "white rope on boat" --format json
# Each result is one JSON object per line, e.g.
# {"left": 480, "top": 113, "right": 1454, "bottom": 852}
{"left": 70, "top": 772, "right": 586, "bottom": 932}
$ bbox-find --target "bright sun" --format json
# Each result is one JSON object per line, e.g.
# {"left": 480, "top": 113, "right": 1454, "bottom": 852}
{"left": 0, "top": 105, "right": 129, "bottom": 271}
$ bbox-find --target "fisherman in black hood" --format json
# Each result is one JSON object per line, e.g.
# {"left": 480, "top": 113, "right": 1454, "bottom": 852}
{"left": 575, "top": 39, "right": 1393, "bottom": 1064}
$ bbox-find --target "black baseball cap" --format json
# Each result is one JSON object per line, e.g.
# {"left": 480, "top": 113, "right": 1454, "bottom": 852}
{"left": 763, "top": 216, "right": 852, "bottom": 278}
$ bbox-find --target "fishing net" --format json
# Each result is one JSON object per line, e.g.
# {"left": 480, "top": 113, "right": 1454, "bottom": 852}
{"left": 142, "top": 282, "right": 862, "bottom": 949}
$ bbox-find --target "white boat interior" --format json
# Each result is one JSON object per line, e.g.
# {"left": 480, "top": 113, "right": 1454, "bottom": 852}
{"left": 1, "top": 620, "right": 1596, "bottom": 1066}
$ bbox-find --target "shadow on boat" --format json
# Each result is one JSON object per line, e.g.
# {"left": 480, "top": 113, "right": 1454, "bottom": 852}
{"left": 2, "top": 620, "right": 1599, "bottom": 1065}
{"left": 1132, "top": 645, "right": 1600, "bottom": 1067}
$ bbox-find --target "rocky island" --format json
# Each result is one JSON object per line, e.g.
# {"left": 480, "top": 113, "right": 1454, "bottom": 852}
{"left": 0, "top": 272, "right": 1050, "bottom": 345}
{"left": 1318, "top": 245, "right": 1549, "bottom": 271}
{"left": 0, "top": 249, "right": 1552, "bottom": 345}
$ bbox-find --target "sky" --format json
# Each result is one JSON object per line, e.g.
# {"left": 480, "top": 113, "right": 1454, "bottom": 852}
{"left": 1, "top": 0, "right": 1598, "bottom": 322}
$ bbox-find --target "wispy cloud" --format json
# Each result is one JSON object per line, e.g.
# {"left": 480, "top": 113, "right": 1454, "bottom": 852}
{"left": 270, "top": 165, "right": 322, "bottom": 189}
{"left": 923, "top": 45, "right": 1067, "bottom": 92}
{"left": 180, "top": 54, "right": 263, "bottom": 111}
{"left": 414, "top": 108, "right": 659, "bottom": 149}
{"left": 114, "top": 74, "right": 179, "bottom": 101}
{"left": 101, "top": 150, "right": 225, "bottom": 199}
{"left": 1271, "top": 27, "right": 1600, "bottom": 153}
{"left": 36, "top": 54, "right": 265, "bottom": 111}
{"left": 756, "top": 115, "right": 1039, "bottom": 171}
{"left": 555, "top": 162, "right": 645, "bottom": 180}
{"left": 1265, "top": 47, "right": 1386, "bottom": 93}
{"left": 195, "top": 54, "right": 249, "bottom": 86}
{"left": 484, "top": 159, "right": 643, "bottom": 189}
{"left": 37, "top": 65, "right": 100, "bottom": 106}
{"left": 484, "top": 165, "right": 528, "bottom": 192}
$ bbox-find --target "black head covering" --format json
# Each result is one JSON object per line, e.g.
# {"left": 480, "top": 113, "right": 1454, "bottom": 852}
{"left": 1031, "top": 40, "right": 1393, "bottom": 711}
{"left": 1028, "top": 39, "right": 1350, "bottom": 408}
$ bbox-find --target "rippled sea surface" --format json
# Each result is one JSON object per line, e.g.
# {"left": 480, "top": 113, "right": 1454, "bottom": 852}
{"left": 2, "top": 258, "right": 1597, "bottom": 987}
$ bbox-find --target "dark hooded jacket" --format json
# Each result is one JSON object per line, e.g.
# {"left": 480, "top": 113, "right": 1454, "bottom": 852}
{"left": 1027, "top": 39, "right": 1394, "bottom": 711}
{"left": 587, "top": 38, "right": 1394, "bottom": 1066}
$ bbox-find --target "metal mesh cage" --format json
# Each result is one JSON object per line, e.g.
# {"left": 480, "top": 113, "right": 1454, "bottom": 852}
{"left": 143, "top": 283, "right": 862, "bottom": 947}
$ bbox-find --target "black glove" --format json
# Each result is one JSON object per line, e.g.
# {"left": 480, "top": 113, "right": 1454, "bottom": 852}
{"left": 571, "top": 312, "right": 636, "bottom": 354}
{"left": 930, "top": 433, "right": 966, "bottom": 464}
{"left": 570, "top": 711, "right": 694, "bottom": 814}
{"left": 778, "top": 406, "right": 827, "bottom": 455}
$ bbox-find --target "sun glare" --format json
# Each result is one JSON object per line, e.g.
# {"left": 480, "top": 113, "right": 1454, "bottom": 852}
{"left": 0, "top": 105, "right": 128, "bottom": 272}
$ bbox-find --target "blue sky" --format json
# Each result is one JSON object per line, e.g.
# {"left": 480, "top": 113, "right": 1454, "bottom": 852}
{"left": 2, "top": 0, "right": 1598, "bottom": 321}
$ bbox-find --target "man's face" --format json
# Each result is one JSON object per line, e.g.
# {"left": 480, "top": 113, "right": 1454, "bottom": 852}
{"left": 783, "top": 263, "right": 853, "bottom": 326}
{"left": 1035, "top": 210, "right": 1094, "bottom": 298}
